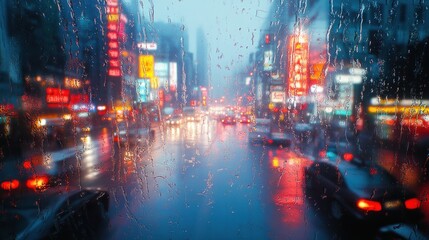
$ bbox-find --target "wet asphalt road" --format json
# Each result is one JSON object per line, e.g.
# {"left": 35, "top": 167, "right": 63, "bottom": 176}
{"left": 35, "top": 118, "right": 429, "bottom": 239}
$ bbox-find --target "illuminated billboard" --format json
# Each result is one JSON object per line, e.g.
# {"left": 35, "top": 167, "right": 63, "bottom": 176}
{"left": 136, "top": 79, "right": 150, "bottom": 103}
{"left": 263, "top": 50, "right": 273, "bottom": 71}
{"left": 287, "top": 34, "right": 309, "bottom": 98}
{"left": 138, "top": 55, "right": 155, "bottom": 79}
{"left": 46, "top": 88, "right": 70, "bottom": 108}
{"left": 169, "top": 62, "right": 177, "bottom": 92}
{"left": 106, "top": 0, "right": 121, "bottom": 77}
{"left": 270, "top": 91, "right": 285, "bottom": 103}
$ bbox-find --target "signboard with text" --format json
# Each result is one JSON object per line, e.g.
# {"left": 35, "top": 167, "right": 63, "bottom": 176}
{"left": 138, "top": 55, "right": 155, "bottom": 79}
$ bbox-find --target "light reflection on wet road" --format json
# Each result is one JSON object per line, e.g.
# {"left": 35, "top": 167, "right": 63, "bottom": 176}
{"left": 33, "top": 119, "right": 429, "bottom": 239}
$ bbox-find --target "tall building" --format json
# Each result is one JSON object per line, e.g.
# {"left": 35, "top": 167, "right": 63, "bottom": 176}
{"left": 256, "top": 0, "right": 429, "bottom": 121}
{"left": 196, "top": 28, "right": 209, "bottom": 88}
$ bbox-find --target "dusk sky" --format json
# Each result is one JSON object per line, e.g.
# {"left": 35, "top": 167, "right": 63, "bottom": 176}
{"left": 136, "top": 0, "right": 271, "bottom": 97}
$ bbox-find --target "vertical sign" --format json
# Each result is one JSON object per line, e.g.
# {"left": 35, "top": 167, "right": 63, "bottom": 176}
{"left": 138, "top": 55, "right": 155, "bottom": 79}
{"left": 136, "top": 79, "right": 150, "bottom": 103}
{"left": 169, "top": 62, "right": 178, "bottom": 92}
{"left": 287, "top": 34, "right": 309, "bottom": 98}
{"left": 106, "top": 0, "right": 121, "bottom": 77}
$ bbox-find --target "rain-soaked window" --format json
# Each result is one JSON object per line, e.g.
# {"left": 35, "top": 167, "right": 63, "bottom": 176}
{"left": 1, "top": 0, "right": 429, "bottom": 239}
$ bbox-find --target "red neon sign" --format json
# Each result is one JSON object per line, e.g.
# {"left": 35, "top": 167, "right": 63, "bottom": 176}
{"left": 109, "top": 59, "right": 120, "bottom": 68}
{"left": 108, "top": 68, "right": 121, "bottom": 76}
{"left": 46, "top": 88, "right": 70, "bottom": 104}
{"left": 107, "top": 23, "right": 118, "bottom": 31}
{"left": 108, "top": 41, "right": 119, "bottom": 49}
{"left": 287, "top": 34, "right": 309, "bottom": 98}
{"left": 108, "top": 49, "right": 119, "bottom": 58}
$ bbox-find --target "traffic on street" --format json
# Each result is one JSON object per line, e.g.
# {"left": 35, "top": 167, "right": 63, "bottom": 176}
{"left": 1, "top": 0, "right": 429, "bottom": 239}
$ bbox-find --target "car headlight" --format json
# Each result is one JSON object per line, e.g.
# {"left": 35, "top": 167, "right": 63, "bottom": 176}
{"left": 39, "top": 118, "right": 47, "bottom": 127}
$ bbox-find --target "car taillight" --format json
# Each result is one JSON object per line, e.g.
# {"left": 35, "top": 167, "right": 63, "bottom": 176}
{"left": 343, "top": 153, "right": 353, "bottom": 162}
{"left": 23, "top": 160, "right": 32, "bottom": 169}
{"left": 357, "top": 199, "right": 382, "bottom": 211}
{"left": 113, "top": 133, "right": 120, "bottom": 142}
{"left": 1, "top": 180, "right": 20, "bottom": 190}
{"left": 267, "top": 139, "right": 274, "bottom": 144}
{"left": 26, "top": 176, "right": 49, "bottom": 189}
{"left": 405, "top": 198, "right": 421, "bottom": 209}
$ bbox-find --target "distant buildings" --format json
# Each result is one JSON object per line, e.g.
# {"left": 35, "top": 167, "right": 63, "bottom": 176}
{"left": 253, "top": 0, "right": 429, "bottom": 120}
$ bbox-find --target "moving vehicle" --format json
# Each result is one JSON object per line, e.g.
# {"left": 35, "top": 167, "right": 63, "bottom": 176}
{"left": 0, "top": 154, "right": 66, "bottom": 203}
{"left": 113, "top": 121, "right": 154, "bottom": 146}
{"left": 238, "top": 114, "right": 251, "bottom": 124}
{"left": 165, "top": 114, "right": 183, "bottom": 126}
{"left": 183, "top": 107, "right": 201, "bottom": 122}
{"left": 248, "top": 118, "right": 271, "bottom": 144}
{"left": 304, "top": 155, "right": 423, "bottom": 225}
{"left": 266, "top": 131, "right": 292, "bottom": 148}
{"left": 221, "top": 114, "right": 237, "bottom": 124}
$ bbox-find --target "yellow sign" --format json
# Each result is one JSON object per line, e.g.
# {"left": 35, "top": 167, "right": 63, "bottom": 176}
{"left": 150, "top": 77, "right": 158, "bottom": 89}
{"left": 107, "top": 14, "right": 119, "bottom": 22}
{"left": 368, "top": 106, "right": 429, "bottom": 115}
{"left": 138, "top": 55, "right": 155, "bottom": 79}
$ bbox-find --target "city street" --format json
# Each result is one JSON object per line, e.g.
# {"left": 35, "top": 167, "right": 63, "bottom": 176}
{"left": 22, "top": 118, "right": 429, "bottom": 239}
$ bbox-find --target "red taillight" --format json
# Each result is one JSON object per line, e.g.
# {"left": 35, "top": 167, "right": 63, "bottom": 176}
{"left": 343, "top": 153, "right": 353, "bottom": 161}
{"left": 1, "top": 180, "right": 20, "bottom": 190}
{"left": 26, "top": 176, "right": 49, "bottom": 189}
{"left": 267, "top": 139, "right": 274, "bottom": 144}
{"left": 357, "top": 199, "right": 382, "bottom": 211}
{"left": 405, "top": 198, "right": 421, "bottom": 209}
{"left": 23, "top": 160, "right": 32, "bottom": 169}
{"left": 319, "top": 150, "right": 327, "bottom": 158}
{"left": 113, "top": 133, "right": 120, "bottom": 142}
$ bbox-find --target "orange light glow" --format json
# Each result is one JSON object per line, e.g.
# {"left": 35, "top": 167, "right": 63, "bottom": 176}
{"left": 26, "top": 176, "right": 49, "bottom": 189}
{"left": 272, "top": 157, "right": 279, "bottom": 168}
{"left": 405, "top": 198, "right": 421, "bottom": 209}
{"left": 357, "top": 199, "right": 382, "bottom": 211}
{"left": 1, "top": 180, "right": 20, "bottom": 190}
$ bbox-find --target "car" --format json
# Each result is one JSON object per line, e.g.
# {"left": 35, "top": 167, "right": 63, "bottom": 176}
{"left": 248, "top": 118, "right": 271, "bottom": 144}
{"left": 221, "top": 114, "right": 237, "bottom": 124}
{"left": 304, "top": 155, "right": 423, "bottom": 226}
{"left": 113, "top": 121, "right": 154, "bottom": 146}
{"left": 165, "top": 114, "right": 183, "bottom": 125}
{"left": 183, "top": 107, "right": 201, "bottom": 122}
{"left": 0, "top": 187, "right": 109, "bottom": 240}
{"left": 266, "top": 131, "right": 293, "bottom": 147}
{"left": 0, "top": 154, "right": 67, "bottom": 204}
{"left": 238, "top": 114, "right": 252, "bottom": 123}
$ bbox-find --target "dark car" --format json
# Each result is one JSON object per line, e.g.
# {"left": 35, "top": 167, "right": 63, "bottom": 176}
{"left": 238, "top": 114, "right": 251, "bottom": 124}
{"left": 113, "top": 121, "right": 154, "bottom": 146}
{"left": 248, "top": 118, "right": 271, "bottom": 144}
{"left": 265, "top": 132, "right": 293, "bottom": 148}
{"left": 304, "top": 156, "right": 423, "bottom": 225}
{"left": 0, "top": 187, "right": 109, "bottom": 240}
{"left": 0, "top": 154, "right": 66, "bottom": 204}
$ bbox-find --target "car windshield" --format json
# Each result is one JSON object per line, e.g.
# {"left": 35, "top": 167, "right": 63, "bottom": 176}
{"left": 1, "top": 0, "right": 429, "bottom": 239}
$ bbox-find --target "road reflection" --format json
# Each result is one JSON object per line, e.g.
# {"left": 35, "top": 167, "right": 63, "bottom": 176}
{"left": 268, "top": 149, "right": 312, "bottom": 226}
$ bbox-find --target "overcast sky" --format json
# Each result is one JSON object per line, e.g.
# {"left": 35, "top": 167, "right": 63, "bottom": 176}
{"left": 136, "top": 0, "right": 271, "bottom": 97}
